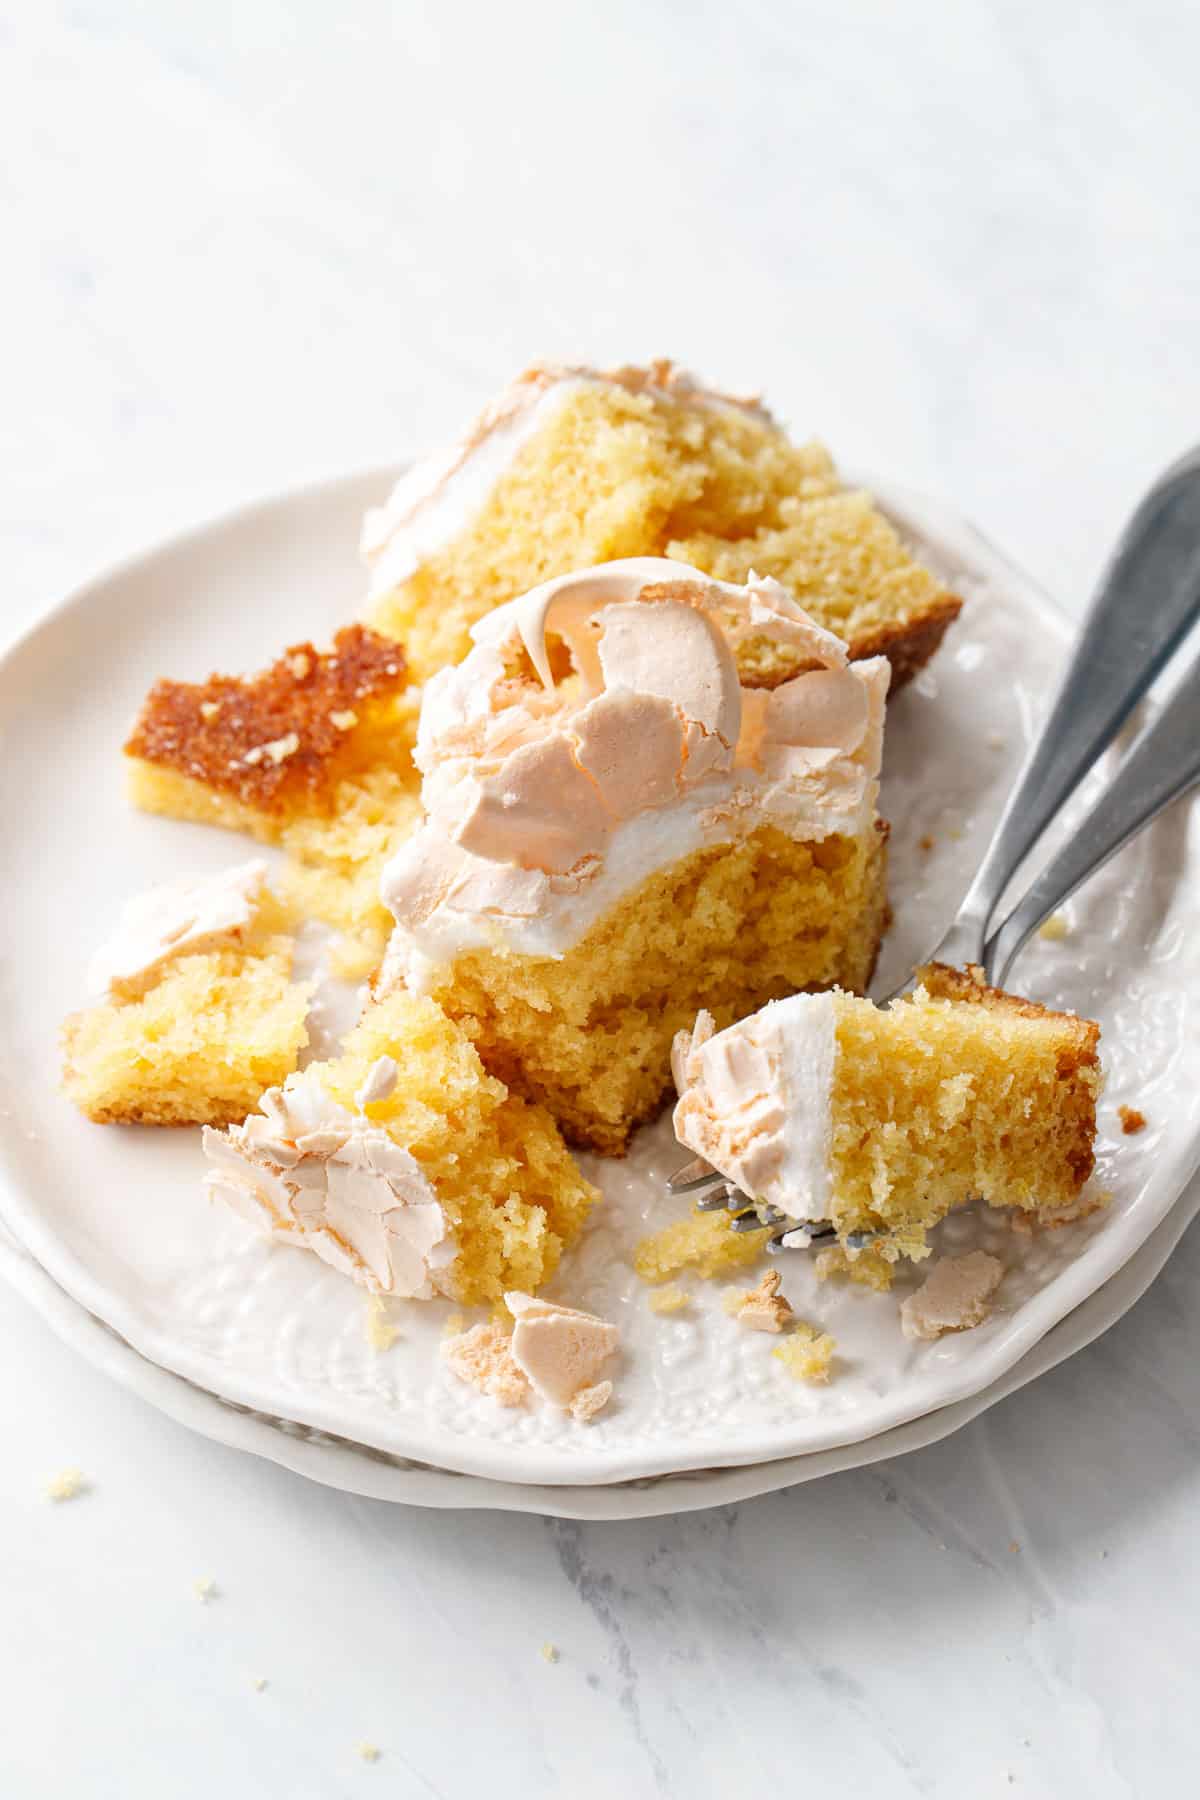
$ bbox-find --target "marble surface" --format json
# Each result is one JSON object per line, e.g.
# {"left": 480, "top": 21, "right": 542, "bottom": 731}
{"left": 2, "top": 2, "right": 1199, "bottom": 1793}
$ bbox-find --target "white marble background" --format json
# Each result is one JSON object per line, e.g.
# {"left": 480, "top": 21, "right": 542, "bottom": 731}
{"left": 2, "top": 2, "right": 1199, "bottom": 1793}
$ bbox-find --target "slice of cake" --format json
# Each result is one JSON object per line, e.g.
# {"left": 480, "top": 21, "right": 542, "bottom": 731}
{"left": 62, "top": 860, "right": 311, "bottom": 1126}
{"left": 378, "top": 557, "right": 890, "bottom": 1154}
{"left": 362, "top": 360, "right": 960, "bottom": 686}
{"left": 672, "top": 963, "right": 1102, "bottom": 1256}
{"left": 124, "top": 626, "right": 420, "bottom": 969}
{"left": 202, "top": 990, "right": 597, "bottom": 1305}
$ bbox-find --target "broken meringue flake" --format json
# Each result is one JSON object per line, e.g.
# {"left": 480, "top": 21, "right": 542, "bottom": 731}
{"left": 441, "top": 1322, "right": 530, "bottom": 1407}
{"left": 900, "top": 1251, "right": 1005, "bottom": 1342}
{"left": 734, "top": 1270, "right": 794, "bottom": 1333}
{"left": 504, "top": 1292, "right": 619, "bottom": 1410}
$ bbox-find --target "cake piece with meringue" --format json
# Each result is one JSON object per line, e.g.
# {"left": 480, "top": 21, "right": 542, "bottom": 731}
{"left": 62, "top": 860, "right": 311, "bottom": 1126}
{"left": 362, "top": 359, "right": 960, "bottom": 686}
{"left": 672, "top": 963, "right": 1102, "bottom": 1260}
{"left": 203, "top": 990, "right": 597, "bottom": 1306}
{"left": 378, "top": 557, "right": 890, "bottom": 1154}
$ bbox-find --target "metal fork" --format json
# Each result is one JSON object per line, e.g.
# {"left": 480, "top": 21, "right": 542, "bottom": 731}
{"left": 669, "top": 447, "right": 1200, "bottom": 1248}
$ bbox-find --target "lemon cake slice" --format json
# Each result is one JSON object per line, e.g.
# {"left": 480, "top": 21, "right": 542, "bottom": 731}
{"left": 362, "top": 359, "right": 960, "bottom": 686}
{"left": 62, "top": 860, "right": 311, "bottom": 1126}
{"left": 672, "top": 963, "right": 1102, "bottom": 1256}
{"left": 378, "top": 557, "right": 890, "bottom": 1154}
{"left": 125, "top": 625, "right": 420, "bottom": 969}
{"left": 203, "top": 990, "right": 597, "bottom": 1305}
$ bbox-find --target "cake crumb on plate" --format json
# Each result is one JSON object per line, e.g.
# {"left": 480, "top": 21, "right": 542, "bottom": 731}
{"left": 1037, "top": 912, "right": 1069, "bottom": 941}
{"left": 364, "top": 1294, "right": 399, "bottom": 1351}
{"left": 1118, "top": 1105, "right": 1147, "bottom": 1135}
{"left": 540, "top": 1643, "right": 560, "bottom": 1663}
{"left": 193, "top": 1577, "right": 218, "bottom": 1603}
{"left": 647, "top": 1284, "right": 689, "bottom": 1315}
{"left": 45, "top": 1468, "right": 87, "bottom": 1502}
{"left": 773, "top": 1324, "right": 835, "bottom": 1384}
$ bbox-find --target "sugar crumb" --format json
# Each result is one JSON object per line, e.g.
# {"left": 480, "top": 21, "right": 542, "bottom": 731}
{"left": 199, "top": 700, "right": 221, "bottom": 721}
{"left": 648, "top": 1284, "right": 690, "bottom": 1315}
{"left": 364, "top": 1293, "right": 399, "bottom": 1352}
{"left": 1037, "top": 913, "right": 1069, "bottom": 942}
{"left": 262, "top": 731, "right": 300, "bottom": 765}
{"left": 570, "top": 1380, "right": 612, "bottom": 1423}
{"left": 735, "top": 1270, "right": 794, "bottom": 1333}
{"left": 45, "top": 1468, "right": 87, "bottom": 1502}
{"left": 288, "top": 652, "right": 312, "bottom": 680}
{"left": 330, "top": 709, "right": 358, "bottom": 731}
{"left": 1118, "top": 1105, "right": 1147, "bottom": 1136}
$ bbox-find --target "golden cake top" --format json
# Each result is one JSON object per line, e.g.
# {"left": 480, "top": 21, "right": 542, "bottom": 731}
{"left": 125, "top": 626, "right": 408, "bottom": 816}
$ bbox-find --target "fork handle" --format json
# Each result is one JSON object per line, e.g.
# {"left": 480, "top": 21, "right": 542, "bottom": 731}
{"left": 959, "top": 444, "right": 1200, "bottom": 942}
{"left": 984, "top": 654, "right": 1200, "bottom": 987}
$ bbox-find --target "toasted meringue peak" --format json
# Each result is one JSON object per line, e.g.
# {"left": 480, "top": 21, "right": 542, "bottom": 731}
{"left": 381, "top": 560, "right": 888, "bottom": 987}
{"left": 203, "top": 1071, "right": 456, "bottom": 1298}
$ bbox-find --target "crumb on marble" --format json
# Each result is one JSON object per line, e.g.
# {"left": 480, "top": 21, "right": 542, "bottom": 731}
{"left": 252, "top": 1676, "right": 269, "bottom": 1692}
{"left": 540, "top": 1642, "right": 560, "bottom": 1664}
{"left": 569, "top": 1379, "right": 613, "bottom": 1423}
{"left": 773, "top": 1323, "right": 836, "bottom": 1384}
{"left": 1037, "top": 912, "right": 1069, "bottom": 942}
{"left": 364, "top": 1293, "right": 399, "bottom": 1352}
{"left": 1009, "top": 1540, "right": 1020, "bottom": 1554}
{"left": 918, "top": 833, "right": 935, "bottom": 853}
{"left": 45, "top": 1468, "right": 87, "bottom": 1502}
{"left": 442, "top": 1322, "right": 530, "bottom": 1407}
{"left": 194, "top": 1577, "right": 218, "bottom": 1603}
{"left": 814, "top": 1243, "right": 895, "bottom": 1292}
{"left": 647, "top": 1284, "right": 690, "bottom": 1315}
{"left": 734, "top": 1270, "right": 794, "bottom": 1333}
{"left": 1118, "top": 1105, "right": 1147, "bottom": 1136}
{"left": 356, "top": 1742, "right": 381, "bottom": 1763}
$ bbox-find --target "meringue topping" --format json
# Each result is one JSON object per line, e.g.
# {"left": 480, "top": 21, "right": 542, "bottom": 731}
{"left": 380, "top": 560, "right": 888, "bottom": 988}
{"left": 672, "top": 994, "right": 841, "bottom": 1223}
{"left": 203, "top": 1070, "right": 455, "bottom": 1298}
{"left": 88, "top": 859, "right": 270, "bottom": 1001}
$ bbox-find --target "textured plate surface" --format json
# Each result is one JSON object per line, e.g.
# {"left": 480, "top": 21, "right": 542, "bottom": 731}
{"left": 1, "top": 468, "right": 1197, "bottom": 1485}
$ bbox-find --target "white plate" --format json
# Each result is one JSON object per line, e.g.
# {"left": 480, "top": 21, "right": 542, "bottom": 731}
{"left": 1, "top": 468, "right": 1197, "bottom": 1486}
{"left": 2, "top": 1172, "right": 1195, "bottom": 1518}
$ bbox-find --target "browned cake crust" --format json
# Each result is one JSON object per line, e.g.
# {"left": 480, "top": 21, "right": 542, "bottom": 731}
{"left": 851, "top": 595, "right": 963, "bottom": 692}
{"left": 125, "top": 626, "right": 408, "bottom": 817}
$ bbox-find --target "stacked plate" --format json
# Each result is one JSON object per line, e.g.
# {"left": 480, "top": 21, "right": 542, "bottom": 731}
{"left": 2, "top": 470, "right": 1197, "bottom": 1518}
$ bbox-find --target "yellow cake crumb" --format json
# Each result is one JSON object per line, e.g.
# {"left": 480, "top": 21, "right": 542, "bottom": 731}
{"left": 773, "top": 1324, "right": 836, "bottom": 1384}
{"left": 1037, "top": 913, "right": 1070, "bottom": 942}
{"left": 647, "top": 1284, "right": 690, "bottom": 1315}
{"left": 635, "top": 1208, "right": 769, "bottom": 1285}
{"left": 814, "top": 1244, "right": 896, "bottom": 1292}
{"left": 1118, "top": 1105, "right": 1147, "bottom": 1135}
{"left": 734, "top": 1270, "right": 795, "bottom": 1333}
{"left": 540, "top": 1643, "right": 560, "bottom": 1664}
{"left": 194, "top": 1577, "right": 218, "bottom": 1603}
{"left": 442, "top": 1311, "right": 467, "bottom": 1337}
{"left": 45, "top": 1468, "right": 87, "bottom": 1502}
{"left": 364, "top": 1294, "right": 399, "bottom": 1351}
{"left": 356, "top": 1742, "right": 381, "bottom": 1763}
{"left": 252, "top": 1676, "right": 268, "bottom": 1692}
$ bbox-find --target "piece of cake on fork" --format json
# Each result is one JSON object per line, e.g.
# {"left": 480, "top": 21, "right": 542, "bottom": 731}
{"left": 377, "top": 556, "right": 891, "bottom": 1155}
{"left": 361, "top": 359, "right": 961, "bottom": 686}
{"left": 671, "top": 963, "right": 1103, "bottom": 1259}
{"left": 62, "top": 860, "right": 312, "bottom": 1126}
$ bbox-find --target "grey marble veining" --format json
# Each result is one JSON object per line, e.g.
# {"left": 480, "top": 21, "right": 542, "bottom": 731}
{"left": 2, "top": 2, "right": 1199, "bottom": 1793}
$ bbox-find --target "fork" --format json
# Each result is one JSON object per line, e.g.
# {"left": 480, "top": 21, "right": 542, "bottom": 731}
{"left": 669, "top": 446, "right": 1200, "bottom": 1248}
